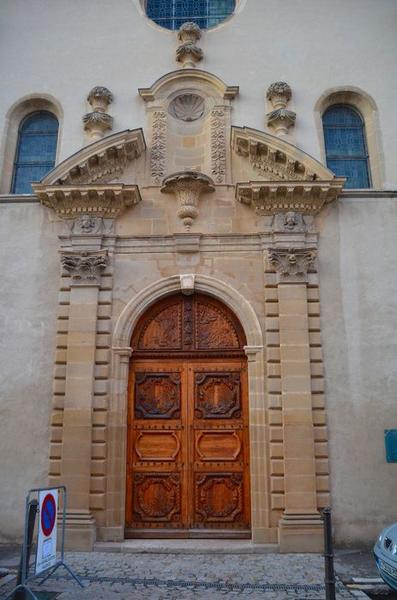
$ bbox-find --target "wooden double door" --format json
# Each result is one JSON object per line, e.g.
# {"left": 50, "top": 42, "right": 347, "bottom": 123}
{"left": 125, "top": 294, "right": 251, "bottom": 537}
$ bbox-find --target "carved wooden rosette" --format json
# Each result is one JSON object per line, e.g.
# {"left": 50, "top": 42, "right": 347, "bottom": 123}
{"left": 60, "top": 249, "right": 108, "bottom": 286}
{"left": 161, "top": 171, "right": 215, "bottom": 231}
{"left": 267, "top": 247, "right": 316, "bottom": 284}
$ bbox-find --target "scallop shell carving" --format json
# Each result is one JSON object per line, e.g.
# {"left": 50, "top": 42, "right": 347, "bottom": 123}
{"left": 169, "top": 94, "right": 205, "bottom": 122}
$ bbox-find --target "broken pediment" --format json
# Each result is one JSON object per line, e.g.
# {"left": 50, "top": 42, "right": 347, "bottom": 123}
{"left": 41, "top": 129, "right": 146, "bottom": 186}
{"left": 231, "top": 126, "right": 336, "bottom": 183}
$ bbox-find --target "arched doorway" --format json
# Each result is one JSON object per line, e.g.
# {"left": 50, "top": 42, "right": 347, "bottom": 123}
{"left": 125, "top": 292, "right": 251, "bottom": 538}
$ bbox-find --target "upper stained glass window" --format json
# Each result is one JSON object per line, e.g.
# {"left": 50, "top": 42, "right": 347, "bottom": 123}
{"left": 146, "top": 0, "right": 235, "bottom": 30}
{"left": 323, "top": 105, "right": 370, "bottom": 189}
{"left": 12, "top": 111, "right": 58, "bottom": 194}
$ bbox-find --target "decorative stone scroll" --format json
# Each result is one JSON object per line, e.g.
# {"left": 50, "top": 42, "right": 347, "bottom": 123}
{"left": 267, "top": 247, "right": 316, "bottom": 283}
{"left": 176, "top": 22, "right": 203, "bottom": 68}
{"left": 150, "top": 111, "right": 167, "bottom": 184}
{"left": 235, "top": 180, "right": 344, "bottom": 215}
{"left": 83, "top": 86, "right": 114, "bottom": 140}
{"left": 41, "top": 129, "right": 146, "bottom": 186}
{"left": 210, "top": 108, "right": 227, "bottom": 184}
{"left": 161, "top": 171, "right": 214, "bottom": 231}
{"left": 60, "top": 250, "right": 108, "bottom": 285}
{"left": 33, "top": 183, "right": 141, "bottom": 219}
{"left": 266, "top": 82, "right": 296, "bottom": 136}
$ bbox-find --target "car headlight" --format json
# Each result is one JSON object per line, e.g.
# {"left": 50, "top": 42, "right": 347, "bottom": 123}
{"left": 392, "top": 543, "right": 397, "bottom": 555}
{"left": 378, "top": 533, "right": 383, "bottom": 546}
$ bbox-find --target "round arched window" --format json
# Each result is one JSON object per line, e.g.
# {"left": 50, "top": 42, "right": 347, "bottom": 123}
{"left": 146, "top": 0, "right": 236, "bottom": 30}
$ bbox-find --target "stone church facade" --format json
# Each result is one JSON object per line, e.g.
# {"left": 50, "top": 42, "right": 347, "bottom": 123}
{"left": 0, "top": 0, "right": 396, "bottom": 552}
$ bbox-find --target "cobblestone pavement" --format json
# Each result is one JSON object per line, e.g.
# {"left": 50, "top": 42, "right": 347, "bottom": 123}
{"left": 0, "top": 552, "right": 359, "bottom": 599}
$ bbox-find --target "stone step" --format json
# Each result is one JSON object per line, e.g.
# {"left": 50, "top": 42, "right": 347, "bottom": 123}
{"left": 94, "top": 539, "right": 280, "bottom": 554}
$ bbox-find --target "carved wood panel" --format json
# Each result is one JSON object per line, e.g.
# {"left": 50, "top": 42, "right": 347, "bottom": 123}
{"left": 195, "top": 372, "right": 241, "bottom": 419}
{"left": 132, "top": 293, "right": 246, "bottom": 356}
{"left": 126, "top": 295, "right": 250, "bottom": 537}
{"left": 135, "top": 372, "right": 181, "bottom": 419}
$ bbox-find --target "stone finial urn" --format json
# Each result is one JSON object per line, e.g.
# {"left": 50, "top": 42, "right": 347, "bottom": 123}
{"left": 161, "top": 171, "right": 214, "bottom": 231}
{"left": 266, "top": 81, "right": 296, "bottom": 136}
{"left": 83, "top": 86, "right": 114, "bottom": 141}
{"left": 176, "top": 22, "right": 203, "bottom": 68}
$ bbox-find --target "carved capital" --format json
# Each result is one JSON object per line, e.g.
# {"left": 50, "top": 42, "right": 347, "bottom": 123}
{"left": 266, "top": 108, "right": 296, "bottom": 136}
{"left": 267, "top": 247, "right": 316, "bottom": 284}
{"left": 60, "top": 250, "right": 108, "bottom": 285}
{"left": 161, "top": 171, "right": 214, "bottom": 231}
{"left": 83, "top": 111, "right": 113, "bottom": 140}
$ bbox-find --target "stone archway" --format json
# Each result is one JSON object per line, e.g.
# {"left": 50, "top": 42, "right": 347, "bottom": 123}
{"left": 104, "top": 274, "right": 267, "bottom": 543}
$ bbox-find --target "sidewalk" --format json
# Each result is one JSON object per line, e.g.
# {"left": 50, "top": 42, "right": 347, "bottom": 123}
{"left": 0, "top": 543, "right": 375, "bottom": 599}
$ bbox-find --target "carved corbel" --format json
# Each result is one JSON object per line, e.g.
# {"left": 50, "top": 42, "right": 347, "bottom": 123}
{"left": 266, "top": 82, "right": 296, "bottom": 136}
{"left": 161, "top": 171, "right": 214, "bottom": 231}
{"left": 267, "top": 247, "right": 316, "bottom": 284}
{"left": 176, "top": 22, "right": 203, "bottom": 68}
{"left": 83, "top": 86, "right": 114, "bottom": 141}
{"left": 60, "top": 250, "right": 108, "bottom": 286}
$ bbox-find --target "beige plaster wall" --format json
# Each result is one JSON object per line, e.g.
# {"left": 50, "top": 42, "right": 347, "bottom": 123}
{"left": 0, "top": 0, "right": 396, "bottom": 188}
{"left": 0, "top": 202, "right": 59, "bottom": 542}
{"left": 319, "top": 194, "right": 397, "bottom": 546}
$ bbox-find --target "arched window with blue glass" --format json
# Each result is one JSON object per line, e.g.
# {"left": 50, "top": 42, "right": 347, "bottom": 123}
{"left": 322, "top": 105, "right": 370, "bottom": 189}
{"left": 11, "top": 111, "right": 59, "bottom": 194}
{"left": 146, "top": 0, "right": 235, "bottom": 30}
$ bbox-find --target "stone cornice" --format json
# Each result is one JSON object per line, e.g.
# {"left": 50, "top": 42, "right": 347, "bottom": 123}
{"left": 232, "top": 126, "right": 339, "bottom": 182}
{"left": 139, "top": 69, "right": 239, "bottom": 102}
{"left": 33, "top": 183, "right": 141, "bottom": 219}
{"left": 41, "top": 129, "right": 146, "bottom": 186}
{"left": 235, "top": 180, "right": 345, "bottom": 215}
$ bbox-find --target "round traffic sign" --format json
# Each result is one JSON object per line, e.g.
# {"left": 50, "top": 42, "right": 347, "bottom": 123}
{"left": 41, "top": 493, "right": 56, "bottom": 537}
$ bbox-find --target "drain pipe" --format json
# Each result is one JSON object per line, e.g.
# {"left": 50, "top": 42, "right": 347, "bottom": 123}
{"left": 322, "top": 507, "right": 336, "bottom": 600}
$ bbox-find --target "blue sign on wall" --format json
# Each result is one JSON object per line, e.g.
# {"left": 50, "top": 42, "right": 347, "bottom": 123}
{"left": 384, "top": 430, "right": 397, "bottom": 463}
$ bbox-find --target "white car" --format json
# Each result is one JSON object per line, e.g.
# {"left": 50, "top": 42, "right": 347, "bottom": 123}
{"left": 374, "top": 523, "right": 397, "bottom": 590}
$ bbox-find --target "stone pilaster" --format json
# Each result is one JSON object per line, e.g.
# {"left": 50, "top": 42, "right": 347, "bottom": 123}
{"left": 58, "top": 249, "right": 108, "bottom": 550}
{"left": 268, "top": 247, "right": 323, "bottom": 552}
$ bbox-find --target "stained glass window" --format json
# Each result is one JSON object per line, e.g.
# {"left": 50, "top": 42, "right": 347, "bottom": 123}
{"left": 12, "top": 111, "right": 58, "bottom": 194}
{"left": 146, "top": 0, "right": 235, "bottom": 30}
{"left": 323, "top": 105, "right": 370, "bottom": 189}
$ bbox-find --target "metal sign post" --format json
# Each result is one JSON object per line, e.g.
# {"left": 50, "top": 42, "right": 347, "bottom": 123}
{"left": 6, "top": 486, "right": 84, "bottom": 600}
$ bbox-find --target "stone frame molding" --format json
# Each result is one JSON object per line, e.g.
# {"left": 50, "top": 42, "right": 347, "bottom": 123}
{"left": 104, "top": 274, "right": 268, "bottom": 544}
{"left": 0, "top": 93, "right": 63, "bottom": 194}
{"left": 314, "top": 86, "right": 385, "bottom": 189}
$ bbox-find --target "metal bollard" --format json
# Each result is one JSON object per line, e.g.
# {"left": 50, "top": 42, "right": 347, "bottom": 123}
{"left": 322, "top": 507, "right": 336, "bottom": 600}
{"left": 14, "top": 499, "right": 38, "bottom": 600}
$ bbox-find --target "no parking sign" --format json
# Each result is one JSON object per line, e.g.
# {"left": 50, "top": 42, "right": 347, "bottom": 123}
{"left": 35, "top": 488, "right": 58, "bottom": 575}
